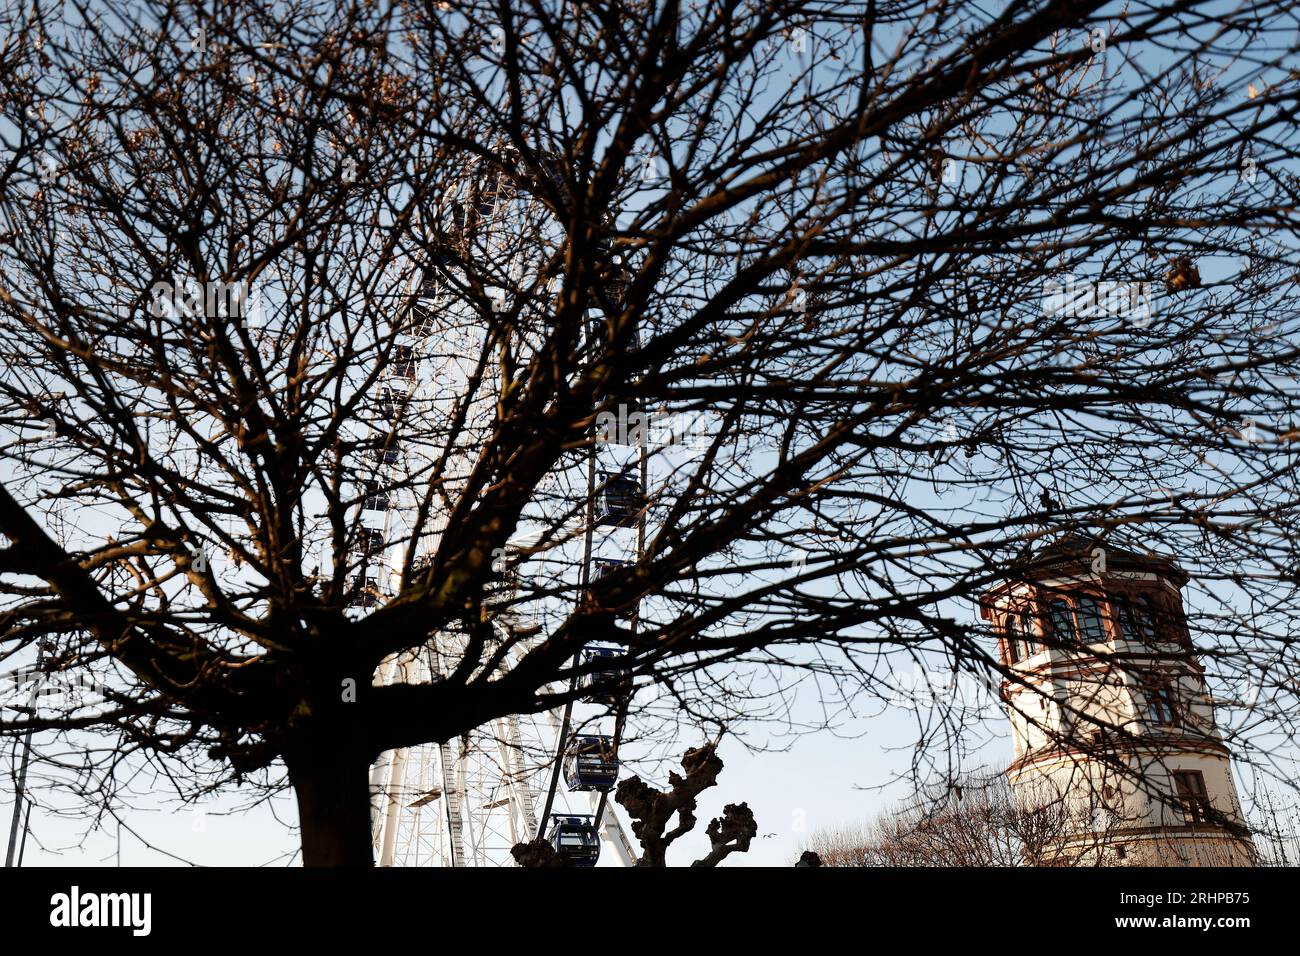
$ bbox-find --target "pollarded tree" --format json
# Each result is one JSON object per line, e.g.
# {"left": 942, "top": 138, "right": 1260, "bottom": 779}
{"left": 512, "top": 740, "right": 756, "bottom": 866}
{"left": 2, "top": 0, "right": 1300, "bottom": 865}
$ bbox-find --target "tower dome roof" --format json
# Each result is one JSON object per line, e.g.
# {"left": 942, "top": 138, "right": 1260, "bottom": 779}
{"left": 1029, "top": 531, "right": 1188, "bottom": 586}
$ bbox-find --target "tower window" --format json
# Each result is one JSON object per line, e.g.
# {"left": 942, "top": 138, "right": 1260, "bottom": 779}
{"left": 1076, "top": 594, "right": 1107, "bottom": 643}
{"left": 1017, "top": 613, "right": 1037, "bottom": 660}
{"left": 1048, "top": 598, "right": 1079, "bottom": 646}
{"left": 1172, "top": 770, "right": 1212, "bottom": 826}
{"left": 1145, "top": 679, "right": 1180, "bottom": 728}
{"left": 1005, "top": 612, "right": 1037, "bottom": 662}
{"left": 1013, "top": 616, "right": 1034, "bottom": 660}
{"left": 1139, "top": 594, "right": 1166, "bottom": 641}
{"left": 1116, "top": 595, "right": 1157, "bottom": 643}
{"left": 1005, "top": 614, "right": 1022, "bottom": 663}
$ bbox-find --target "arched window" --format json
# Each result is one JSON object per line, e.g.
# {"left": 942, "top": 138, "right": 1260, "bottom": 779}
{"left": 1017, "top": 612, "right": 1037, "bottom": 660}
{"left": 1145, "top": 678, "right": 1180, "bottom": 727}
{"left": 1004, "top": 615, "right": 1021, "bottom": 663}
{"left": 1048, "top": 598, "right": 1079, "bottom": 645}
{"left": 1076, "top": 594, "right": 1107, "bottom": 643}
{"left": 1139, "top": 593, "right": 1164, "bottom": 642}
{"left": 1117, "top": 594, "right": 1157, "bottom": 643}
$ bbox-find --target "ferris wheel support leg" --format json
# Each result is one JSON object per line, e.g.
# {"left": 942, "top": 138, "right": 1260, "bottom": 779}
{"left": 376, "top": 746, "right": 408, "bottom": 867}
{"left": 439, "top": 742, "right": 466, "bottom": 866}
{"left": 495, "top": 716, "right": 538, "bottom": 847}
{"left": 589, "top": 791, "right": 638, "bottom": 866}
{"left": 375, "top": 656, "right": 415, "bottom": 866}
{"left": 368, "top": 750, "right": 394, "bottom": 838}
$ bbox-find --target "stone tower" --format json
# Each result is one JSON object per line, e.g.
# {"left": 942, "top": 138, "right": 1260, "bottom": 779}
{"left": 979, "top": 535, "right": 1256, "bottom": 865}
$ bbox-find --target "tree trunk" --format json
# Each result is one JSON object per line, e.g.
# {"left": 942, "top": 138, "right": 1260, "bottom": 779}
{"left": 285, "top": 742, "right": 375, "bottom": 867}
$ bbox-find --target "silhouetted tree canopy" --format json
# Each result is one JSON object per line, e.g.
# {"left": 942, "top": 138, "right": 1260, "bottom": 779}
{"left": 1, "top": 0, "right": 1298, "bottom": 864}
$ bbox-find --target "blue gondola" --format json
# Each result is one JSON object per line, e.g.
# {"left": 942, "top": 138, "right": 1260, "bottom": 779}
{"left": 474, "top": 181, "right": 499, "bottom": 220}
{"left": 563, "top": 735, "right": 619, "bottom": 792}
{"left": 585, "top": 558, "right": 634, "bottom": 618}
{"left": 417, "top": 254, "right": 453, "bottom": 300}
{"left": 418, "top": 271, "right": 440, "bottom": 299}
{"left": 350, "top": 574, "right": 382, "bottom": 608}
{"left": 376, "top": 385, "right": 406, "bottom": 424}
{"left": 585, "top": 310, "right": 640, "bottom": 352}
{"left": 485, "top": 563, "right": 520, "bottom": 605}
{"left": 599, "top": 251, "right": 634, "bottom": 311}
{"left": 538, "top": 154, "right": 566, "bottom": 197}
{"left": 580, "top": 646, "right": 630, "bottom": 704}
{"left": 593, "top": 557, "right": 630, "bottom": 579}
{"left": 390, "top": 345, "right": 418, "bottom": 380}
{"left": 361, "top": 480, "right": 389, "bottom": 512}
{"left": 354, "top": 525, "right": 385, "bottom": 558}
{"left": 595, "top": 473, "right": 642, "bottom": 528}
{"left": 595, "top": 472, "right": 643, "bottom": 528}
{"left": 405, "top": 303, "right": 438, "bottom": 337}
{"left": 449, "top": 200, "right": 467, "bottom": 235}
{"left": 547, "top": 815, "right": 600, "bottom": 867}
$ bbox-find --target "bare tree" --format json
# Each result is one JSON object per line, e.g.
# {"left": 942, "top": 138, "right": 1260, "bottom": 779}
{"left": 1244, "top": 787, "right": 1300, "bottom": 866}
{"left": 803, "top": 774, "right": 1104, "bottom": 866}
{"left": 809, "top": 772, "right": 1300, "bottom": 866}
{"left": 1, "top": 0, "right": 1299, "bottom": 866}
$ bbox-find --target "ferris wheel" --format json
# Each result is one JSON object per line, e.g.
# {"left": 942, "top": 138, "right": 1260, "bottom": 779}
{"left": 358, "top": 158, "right": 647, "bottom": 866}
